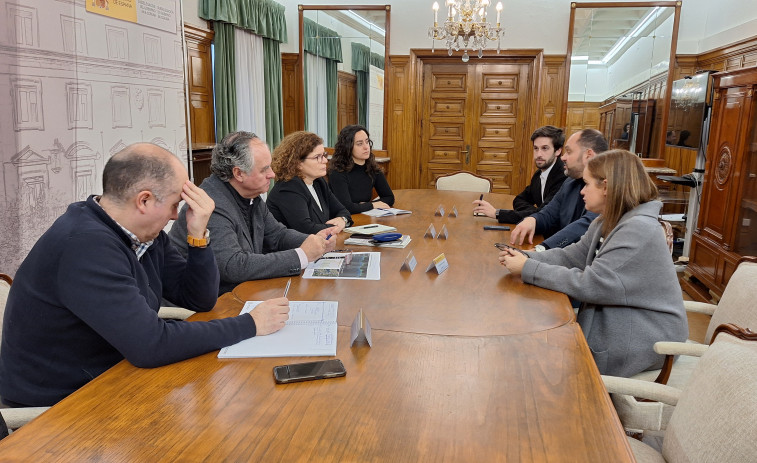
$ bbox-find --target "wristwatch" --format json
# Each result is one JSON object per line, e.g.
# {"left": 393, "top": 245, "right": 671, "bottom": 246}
{"left": 187, "top": 229, "right": 210, "bottom": 248}
{"left": 534, "top": 244, "right": 547, "bottom": 252}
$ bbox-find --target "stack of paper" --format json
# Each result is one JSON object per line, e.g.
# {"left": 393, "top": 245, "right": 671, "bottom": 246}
{"left": 344, "top": 224, "right": 397, "bottom": 235}
{"left": 344, "top": 235, "right": 411, "bottom": 249}
{"left": 361, "top": 208, "right": 412, "bottom": 217}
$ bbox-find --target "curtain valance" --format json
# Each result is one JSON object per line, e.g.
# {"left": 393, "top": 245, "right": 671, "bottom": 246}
{"left": 199, "top": 0, "right": 287, "bottom": 43}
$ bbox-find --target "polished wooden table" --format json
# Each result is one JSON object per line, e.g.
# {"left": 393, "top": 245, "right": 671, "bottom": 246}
{"left": 0, "top": 190, "right": 633, "bottom": 461}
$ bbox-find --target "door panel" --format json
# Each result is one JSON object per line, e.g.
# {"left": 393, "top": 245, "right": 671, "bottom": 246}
{"left": 422, "top": 62, "right": 531, "bottom": 193}
{"left": 423, "top": 66, "right": 471, "bottom": 183}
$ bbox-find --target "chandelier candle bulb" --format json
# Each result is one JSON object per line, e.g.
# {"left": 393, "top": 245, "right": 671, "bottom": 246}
{"left": 496, "top": 2, "right": 502, "bottom": 25}
{"left": 433, "top": 1, "right": 439, "bottom": 23}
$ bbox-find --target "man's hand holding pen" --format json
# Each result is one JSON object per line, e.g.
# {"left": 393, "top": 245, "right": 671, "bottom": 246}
{"left": 250, "top": 297, "right": 290, "bottom": 335}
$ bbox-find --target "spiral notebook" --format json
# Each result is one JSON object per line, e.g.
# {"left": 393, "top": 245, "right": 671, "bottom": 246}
{"left": 218, "top": 301, "right": 338, "bottom": 358}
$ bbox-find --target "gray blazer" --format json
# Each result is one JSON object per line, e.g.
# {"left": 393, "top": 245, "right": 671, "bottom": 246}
{"left": 169, "top": 174, "right": 308, "bottom": 294}
{"left": 521, "top": 201, "right": 688, "bottom": 377}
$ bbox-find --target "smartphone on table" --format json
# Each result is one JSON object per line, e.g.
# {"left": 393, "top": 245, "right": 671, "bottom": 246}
{"left": 273, "top": 359, "right": 346, "bottom": 384}
{"left": 494, "top": 242, "right": 528, "bottom": 256}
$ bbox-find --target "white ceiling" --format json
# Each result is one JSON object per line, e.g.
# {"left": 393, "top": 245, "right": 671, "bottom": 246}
{"left": 571, "top": 6, "right": 673, "bottom": 63}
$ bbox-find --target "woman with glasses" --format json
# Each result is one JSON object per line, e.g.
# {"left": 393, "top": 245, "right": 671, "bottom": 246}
{"left": 267, "top": 131, "right": 352, "bottom": 235}
{"left": 499, "top": 150, "right": 688, "bottom": 378}
{"left": 328, "top": 125, "right": 395, "bottom": 214}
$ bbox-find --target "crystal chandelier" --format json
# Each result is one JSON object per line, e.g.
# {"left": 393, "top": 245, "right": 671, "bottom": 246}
{"left": 428, "top": 0, "right": 504, "bottom": 62}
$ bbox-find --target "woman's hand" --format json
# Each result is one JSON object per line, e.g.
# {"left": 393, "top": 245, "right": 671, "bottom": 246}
{"left": 372, "top": 201, "right": 390, "bottom": 210}
{"left": 499, "top": 249, "right": 528, "bottom": 276}
{"left": 325, "top": 217, "right": 347, "bottom": 234}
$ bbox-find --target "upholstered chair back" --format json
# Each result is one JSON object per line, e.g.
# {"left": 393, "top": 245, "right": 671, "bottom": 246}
{"left": 661, "top": 329, "right": 757, "bottom": 462}
{"left": 703, "top": 261, "right": 757, "bottom": 343}
{"left": 0, "top": 274, "right": 12, "bottom": 349}
{"left": 435, "top": 171, "right": 492, "bottom": 193}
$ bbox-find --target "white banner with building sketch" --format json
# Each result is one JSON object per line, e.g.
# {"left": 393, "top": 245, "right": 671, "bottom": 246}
{"left": 0, "top": 0, "right": 187, "bottom": 274}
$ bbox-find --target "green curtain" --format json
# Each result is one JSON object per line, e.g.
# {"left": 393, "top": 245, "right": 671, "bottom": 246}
{"left": 303, "top": 17, "right": 342, "bottom": 144}
{"left": 263, "top": 38, "right": 284, "bottom": 148}
{"left": 370, "top": 52, "right": 385, "bottom": 70}
{"left": 351, "top": 42, "right": 371, "bottom": 127}
{"left": 213, "top": 22, "right": 236, "bottom": 140}
{"left": 198, "top": 0, "right": 238, "bottom": 23}
{"left": 303, "top": 18, "right": 343, "bottom": 62}
{"left": 198, "top": 0, "right": 288, "bottom": 141}
{"left": 326, "top": 60, "right": 338, "bottom": 147}
{"left": 199, "top": 0, "right": 287, "bottom": 42}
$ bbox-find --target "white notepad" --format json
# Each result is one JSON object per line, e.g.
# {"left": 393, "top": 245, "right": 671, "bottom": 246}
{"left": 218, "top": 301, "right": 338, "bottom": 358}
{"left": 361, "top": 208, "right": 412, "bottom": 217}
{"left": 344, "top": 224, "right": 397, "bottom": 235}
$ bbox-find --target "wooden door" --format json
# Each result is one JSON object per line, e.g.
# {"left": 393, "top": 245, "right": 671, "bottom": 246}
{"left": 184, "top": 24, "right": 215, "bottom": 145}
{"left": 337, "top": 71, "right": 358, "bottom": 131}
{"left": 421, "top": 62, "right": 532, "bottom": 193}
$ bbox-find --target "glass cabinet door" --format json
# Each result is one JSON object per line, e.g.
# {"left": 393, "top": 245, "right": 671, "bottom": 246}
{"left": 735, "top": 88, "right": 757, "bottom": 255}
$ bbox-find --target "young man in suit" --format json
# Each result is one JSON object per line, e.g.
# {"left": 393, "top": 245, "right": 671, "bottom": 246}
{"left": 510, "top": 128, "right": 609, "bottom": 250}
{"left": 473, "top": 125, "right": 568, "bottom": 224}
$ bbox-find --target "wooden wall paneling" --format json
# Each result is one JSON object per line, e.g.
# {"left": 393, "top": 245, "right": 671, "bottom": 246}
{"left": 695, "top": 36, "right": 757, "bottom": 73}
{"left": 184, "top": 24, "right": 215, "bottom": 145}
{"left": 539, "top": 55, "right": 567, "bottom": 129}
{"left": 281, "top": 53, "right": 301, "bottom": 136}
{"left": 336, "top": 71, "right": 358, "bottom": 131}
{"left": 565, "top": 102, "right": 600, "bottom": 135}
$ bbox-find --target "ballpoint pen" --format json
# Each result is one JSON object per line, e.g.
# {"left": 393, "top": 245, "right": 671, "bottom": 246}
{"left": 283, "top": 278, "right": 292, "bottom": 298}
{"left": 363, "top": 225, "right": 379, "bottom": 229}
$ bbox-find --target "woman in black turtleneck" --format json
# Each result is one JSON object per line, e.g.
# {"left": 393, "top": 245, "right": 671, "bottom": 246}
{"left": 327, "top": 125, "right": 395, "bottom": 214}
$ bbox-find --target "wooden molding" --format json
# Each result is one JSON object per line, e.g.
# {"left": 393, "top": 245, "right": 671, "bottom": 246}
{"left": 0, "top": 273, "right": 12, "bottom": 285}
{"left": 183, "top": 23, "right": 214, "bottom": 41}
{"left": 713, "top": 323, "right": 757, "bottom": 342}
{"left": 697, "top": 35, "right": 757, "bottom": 67}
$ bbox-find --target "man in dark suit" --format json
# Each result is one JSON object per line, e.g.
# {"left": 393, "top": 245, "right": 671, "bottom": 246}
{"left": 473, "top": 126, "right": 568, "bottom": 224}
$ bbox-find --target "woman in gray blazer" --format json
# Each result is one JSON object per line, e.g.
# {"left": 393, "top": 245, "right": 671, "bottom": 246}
{"left": 267, "top": 131, "right": 352, "bottom": 235}
{"left": 499, "top": 150, "right": 688, "bottom": 378}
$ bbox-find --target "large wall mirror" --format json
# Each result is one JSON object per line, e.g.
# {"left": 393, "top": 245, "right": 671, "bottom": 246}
{"left": 565, "top": 1, "right": 681, "bottom": 158}
{"left": 298, "top": 5, "right": 390, "bottom": 149}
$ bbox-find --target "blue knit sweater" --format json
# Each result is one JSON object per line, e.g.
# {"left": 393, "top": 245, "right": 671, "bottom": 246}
{"left": 0, "top": 196, "right": 255, "bottom": 406}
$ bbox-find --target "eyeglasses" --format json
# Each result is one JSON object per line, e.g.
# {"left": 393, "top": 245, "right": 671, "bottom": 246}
{"left": 304, "top": 153, "right": 328, "bottom": 162}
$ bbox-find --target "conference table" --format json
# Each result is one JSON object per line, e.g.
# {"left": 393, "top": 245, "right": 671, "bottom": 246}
{"left": 0, "top": 189, "right": 634, "bottom": 461}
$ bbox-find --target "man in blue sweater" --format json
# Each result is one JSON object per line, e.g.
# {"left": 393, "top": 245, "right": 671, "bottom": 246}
{"left": 510, "top": 129, "right": 609, "bottom": 250}
{"left": 0, "top": 144, "right": 290, "bottom": 407}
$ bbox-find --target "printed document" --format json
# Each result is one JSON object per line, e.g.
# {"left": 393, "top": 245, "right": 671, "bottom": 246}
{"left": 218, "top": 301, "right": 338, "bottom": 358}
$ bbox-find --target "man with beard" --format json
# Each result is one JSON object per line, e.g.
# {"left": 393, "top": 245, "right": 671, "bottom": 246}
{"left": 473, "top": 126, "right": 567, "bottom": 224}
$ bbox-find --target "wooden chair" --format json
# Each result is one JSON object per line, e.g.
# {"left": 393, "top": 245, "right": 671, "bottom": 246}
{"left": 608, "top": 257, "right": 757, "bottom": 435}
{"left": 435, "top": 171, "right": 492, "bottom": 193}
{"left": 659, "top": 220, "right": 674, "bottom": 255}
{"left": 603, "top": 323, "right": 757, "bottom": 461}
{"left": 0, "top": 273, "right": 51, "bottom": 437}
